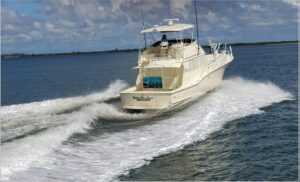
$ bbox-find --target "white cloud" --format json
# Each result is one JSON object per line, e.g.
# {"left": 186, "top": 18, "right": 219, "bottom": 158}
{"left": 60, "top": 0, "right": 75, "bottom": 6}
{"left": 239, "top": 2, "right": 246, "bottom": 9}
{"left": 240, "top": 14, "right": 285, "bottom": 27}
{"left": 18, "top": 33, "right": 32, "bottom": 41}
{"left": 170, "top": 0, "right": 191, "bottom": 17}
{"left": 282, "top": 0, "right": 300, "bottom": 8}
{"left": 29, "top": 30, "right": 43, "bottom": 39}
{"left": 206, "top": 11, "right": 218, "bottom": 23}
{"left": 45, "top": 22, "right": 55, "bottom": 30}
{"left": 45, "top": 22, "right": 64, "bottom": 33}
{"left": 1, "top": 0, "right": 298, "bottom": 53}
{"left": 249, "top": 4, "right": 264, "bottom": 11}
{"left": 33, "top": 22, "right": 41, "bottom": 29}
{"left": 3, "top": 24, "right": 15, "bottom": 31}
{"left": 239, "top": 2, "right": 264, "bottom": 11}
{"left": 58, "top": 19, "right": 76, "bottom": 28}
{"left": 111, "top": 0, "right": 123, "bottom": 12}
{"left": 97, "top": 5, "right": 105, "bottom": 12}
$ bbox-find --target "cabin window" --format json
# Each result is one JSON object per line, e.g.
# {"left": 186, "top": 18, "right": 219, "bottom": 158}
{"left": 143, "top": 77, "right": 162, "bottom": 88}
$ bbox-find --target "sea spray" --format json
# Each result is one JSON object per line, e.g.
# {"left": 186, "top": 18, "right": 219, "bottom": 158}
{"left": 0, "top": 101, "right": 154, "bottom": 180}
{"left": 1, "top": 80, "right": 128, "bottom": 142}
{"left": 0, "top": 79, "right": 127, "bottom": 118}
{"left": 0, "top": 77, "right": 293, "bottom": 181}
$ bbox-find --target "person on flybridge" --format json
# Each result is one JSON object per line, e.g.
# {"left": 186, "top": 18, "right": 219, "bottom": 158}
{"left": 160, "top": 34, "right": 169, "bottom": 56}
{"left": 160, "top": 34, "right": 169, "bottom": 47}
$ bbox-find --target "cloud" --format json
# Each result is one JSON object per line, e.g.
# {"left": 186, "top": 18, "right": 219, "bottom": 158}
{"left": 3, "top": 24, "right": 16, "bottom": 31}
{"left": 1, "top": 0, "right": 298, "bottom": 53}
{"left": 33, "top": 22, "right": 41, "bottom": 29}
{"left": 18, "top": 33, "right": 32, "bottom": 41}
{"left": 282, "top": 0, "right": 300, "bottom": 8}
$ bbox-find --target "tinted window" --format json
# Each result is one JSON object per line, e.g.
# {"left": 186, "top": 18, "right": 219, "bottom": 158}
{"left": 143, "top": 77, "right": 162, "bottom": 88}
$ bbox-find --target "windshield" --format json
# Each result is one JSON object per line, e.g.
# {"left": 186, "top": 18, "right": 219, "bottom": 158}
{"left": 144, "top": 30, "right": 195, "bottom": 48}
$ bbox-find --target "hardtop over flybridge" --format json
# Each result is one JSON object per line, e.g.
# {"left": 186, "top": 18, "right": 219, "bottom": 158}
{"left": 120, "top": 18, "right": 233, "bottom": 111}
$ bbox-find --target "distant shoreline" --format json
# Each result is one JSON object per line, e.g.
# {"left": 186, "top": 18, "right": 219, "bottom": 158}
{"left": 2, "top": 40, "right": 298, "bottom": 59}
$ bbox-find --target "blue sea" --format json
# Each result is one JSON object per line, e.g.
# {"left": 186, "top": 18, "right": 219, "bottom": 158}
{"left": 1, "top": 43, "right": 298, "bottom": 181}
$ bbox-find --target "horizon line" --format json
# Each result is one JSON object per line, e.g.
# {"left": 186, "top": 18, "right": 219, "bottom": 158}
{"left": 2, "top": 40, "right": 299, "bottom": 57}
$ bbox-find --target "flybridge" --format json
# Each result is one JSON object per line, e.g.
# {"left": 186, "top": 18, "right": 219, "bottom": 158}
{"left": 140, "top": 19, "right": 194, "bottom": 33}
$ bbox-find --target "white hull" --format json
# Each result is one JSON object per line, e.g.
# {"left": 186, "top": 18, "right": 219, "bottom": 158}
{"left": 120, "top": 19, "right": 233, "bottom": 111}
{"left": 167, "top": 64, "right": 227, "bottom": 111}
{"left": 121, "top": 63, "right": 228, "bottom": 111}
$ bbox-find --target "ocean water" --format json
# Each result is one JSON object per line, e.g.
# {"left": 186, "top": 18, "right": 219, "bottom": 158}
{"left": 1, "top": 43, "right": 298, "bottom": 181}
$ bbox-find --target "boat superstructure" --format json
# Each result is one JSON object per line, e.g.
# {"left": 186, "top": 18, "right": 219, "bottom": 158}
{"left": 120, "top": 19, "right": 233, "bottom": 111}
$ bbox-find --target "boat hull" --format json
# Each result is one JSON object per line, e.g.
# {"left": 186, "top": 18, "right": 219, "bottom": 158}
{"left": 120, "top": 64, "right": 227, "bottom": 111}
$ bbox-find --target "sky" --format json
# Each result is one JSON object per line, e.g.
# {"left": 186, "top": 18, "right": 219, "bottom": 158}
{"left": 1, "top": 0, "right": 299, "bottom": 54}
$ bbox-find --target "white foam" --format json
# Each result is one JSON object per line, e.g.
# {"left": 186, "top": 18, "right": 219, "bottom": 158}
{"left": 0, "top": 102, "right": 153, "bottom": 181}
{"left": 0, "top": 77, "right": 293, "bottom": 181}
{"left": 0, "top": 79, "right": 127, "bottom": 118}
{"left": 1, "top": 80, "right": 128, "bottom": 142}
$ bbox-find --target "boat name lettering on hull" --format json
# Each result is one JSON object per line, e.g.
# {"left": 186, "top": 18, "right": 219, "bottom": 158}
{"left": 132, "top": 96, "right": 153, "bottom": 101}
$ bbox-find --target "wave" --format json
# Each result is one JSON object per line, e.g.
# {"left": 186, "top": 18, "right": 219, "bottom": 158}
{"left": 1, "top": 79, "right": 127, "bottom": 116}
{"left": 1, "top": 80, "right": 128, "bottom": 142}
{"left": 0, "top": 77, "right": 293, "bottom": 181}
{"left": 0, "top": 101, "right": 154, "bottom": 181}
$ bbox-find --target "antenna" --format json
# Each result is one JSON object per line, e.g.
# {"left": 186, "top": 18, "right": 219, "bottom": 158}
{"left": 168, "top": 0, "right": 171, "bottom": 18}
{"left": 141, "top": 9, "right": 147, "bottom": 49}
{"left": 193, "top": 0, "right": 200, "bottom": 55}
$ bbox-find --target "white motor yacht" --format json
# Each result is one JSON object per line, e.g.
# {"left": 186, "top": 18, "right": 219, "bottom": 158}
{"left": 120, "top": 19, "right": 233, "bottom": 111}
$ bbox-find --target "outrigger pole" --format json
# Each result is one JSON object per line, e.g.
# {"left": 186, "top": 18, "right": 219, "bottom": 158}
{"left": 141, "top": 9, "right": 147, "bottom": 49}
{"left": 194, "top": 0, "right": 200, "bottom": 55}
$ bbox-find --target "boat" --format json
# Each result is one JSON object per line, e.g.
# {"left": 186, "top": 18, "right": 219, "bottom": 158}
{"left": 120, "top": 18, "right": 233, "bottom": 111}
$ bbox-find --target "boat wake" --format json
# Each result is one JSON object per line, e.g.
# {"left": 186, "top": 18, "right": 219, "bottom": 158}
{"left": 1, "top": 80, "right": 129, "bottom": 142}
{"left": 0, "top": 77, "right": 293, "bottom": 181}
